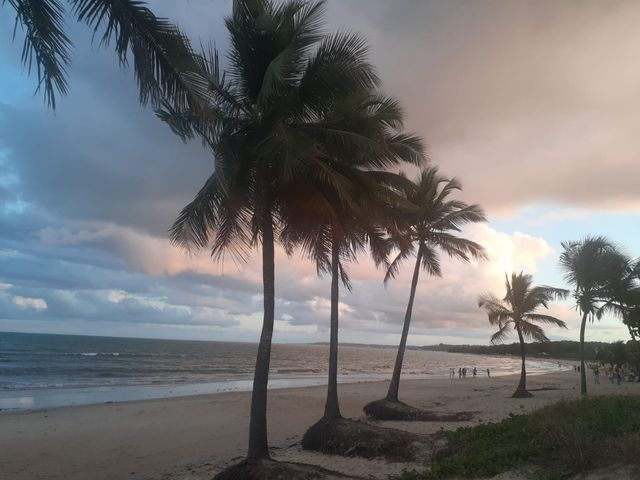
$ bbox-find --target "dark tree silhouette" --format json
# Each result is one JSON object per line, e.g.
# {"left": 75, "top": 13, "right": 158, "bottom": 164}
{"left": 4, "top": 0, "right": 208, "bottom": 110}
{"left": 364, "top": 167, "right": 486, "bottom": 420}
{"left": 162, "top": 0, "right": 423, "bottom": 474}
{"left": 559, "top": 236, "right": 630, "bottom": 395}
{"left": 478, "top": 272, "right": 568, "bottom": 398}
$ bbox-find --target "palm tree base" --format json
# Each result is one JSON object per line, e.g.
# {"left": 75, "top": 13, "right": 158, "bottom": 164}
{"left": 363, "top": 398, "right": 474, "bottom": 422}
{"left": 214, "top": 458, "right": 359, "bottom": 479}
{"left": 301, "top": 416, "right": 426, "bottom": 462}
{"left": 511, "top": 389, "right": 534, "bottom": 398}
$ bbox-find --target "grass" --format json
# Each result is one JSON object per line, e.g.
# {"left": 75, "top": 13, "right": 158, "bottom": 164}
{"left": 401, "top": 395, "right": 640, "bottom": 480}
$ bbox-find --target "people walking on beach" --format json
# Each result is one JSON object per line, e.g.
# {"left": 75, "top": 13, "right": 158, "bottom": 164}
{"left": 472, "top": 367, "right": 477, "bottom": 378}
{"left": 486, "top": 368, "right": 491, "bottom": 378}
{"left": 458, "top": 367, "right": 462, "bottom": 379}
{"left": 449, "top": 368, "right": 455, "bottom": 379}
{"left": 462, "top": 367, "right": 467, "bottom": 379}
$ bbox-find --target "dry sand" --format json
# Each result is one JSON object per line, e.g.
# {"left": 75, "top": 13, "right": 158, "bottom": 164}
{"left": 1, "top": 370, "right": 639, "bottom": 480}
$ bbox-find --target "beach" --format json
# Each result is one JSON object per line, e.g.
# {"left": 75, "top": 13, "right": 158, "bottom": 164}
{"left": 2, "top": 370, "right": 639, "bottom": 480}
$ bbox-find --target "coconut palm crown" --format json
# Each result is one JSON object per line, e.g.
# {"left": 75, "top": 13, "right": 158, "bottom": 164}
{"left": 478, "top": 272, "right": 568, "bottom": 397}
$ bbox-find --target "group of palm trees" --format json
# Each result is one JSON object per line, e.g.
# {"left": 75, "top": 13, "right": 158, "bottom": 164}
{"left": 8, "top": 0, "right": 640, "bottom": 478}
{"left": 479, "top": 237, "right": 640, "bottom": 398}
{"left": 7, "top": 0, "right": 488, "bottom": 473}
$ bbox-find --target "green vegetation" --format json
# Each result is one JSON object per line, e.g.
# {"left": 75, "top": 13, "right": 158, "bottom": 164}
{"left": 422, "top": 340, "right": 637, "bottom": 362}
{"left": 401, "top": 396, "right": 640, "bottom": 480}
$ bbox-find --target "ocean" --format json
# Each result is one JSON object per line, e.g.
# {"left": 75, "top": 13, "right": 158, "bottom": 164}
{"left": 0, "top": 332, "right": 567, "bottom": 411}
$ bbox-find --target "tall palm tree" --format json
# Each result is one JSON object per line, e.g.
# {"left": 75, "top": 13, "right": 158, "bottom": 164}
{"left": 164, "top": 0, "right": 419, "bottom": 468}
{"left": 559, "top": 236, "right": 628, "bottom": 395}
{"left": 287, "top": 171, "right": 420, "bottom": 423}
{"left": 279, "top": 93, "right": 425, "bottom": 424}
{"left": 365, "top": 167, "right": 486, "bottom": 418}
{"left": 478, "top": 272, "right": 568, "bottom": 398}
{"left": 4, "top": 0, "right": 204, "bottom": 110}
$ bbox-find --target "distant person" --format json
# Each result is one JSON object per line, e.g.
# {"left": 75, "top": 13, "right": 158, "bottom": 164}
{"left": 593, "top": 366, "right": 600, "bottom": 384}
{"left": 462, "top": 367, "right": 467, "bottom": 379}
{"left": 486, "top": 368, "right": 491, "bottom": 378}
{"left": 458, "top": 367, "right": 462, "bottom": 379}
{"left": 615, "top": 365, "right": 622, "bottom": 385}
{"left": 472, "top": 367, "right": 477, "bottom": 378}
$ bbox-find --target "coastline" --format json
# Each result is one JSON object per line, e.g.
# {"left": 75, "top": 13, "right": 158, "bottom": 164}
{"left": 2, "top": 370, "right": 639, "bottom": 480}
{"left": 0, "top": 353, "right": 570, "bottom": 412}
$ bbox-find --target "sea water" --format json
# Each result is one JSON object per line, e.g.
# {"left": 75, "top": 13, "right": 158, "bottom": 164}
{"left": 0, "top": 332, "right": 567, "bottom": 410}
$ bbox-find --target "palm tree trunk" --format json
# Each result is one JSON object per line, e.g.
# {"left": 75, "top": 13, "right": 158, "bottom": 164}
{"left": 580, "top": 312, "right": 588, "bottom": 396}
{"left": 386, "top": 246, "right": 423, "bottom": 402}
{"left": 512, "top": 327, "right": 532, "bottom": 398}
{"left": 247, "top": 209, "right": 275, "bottom": 461}
{"left": 324, "top": 234, "right": 341, "bottom": 419}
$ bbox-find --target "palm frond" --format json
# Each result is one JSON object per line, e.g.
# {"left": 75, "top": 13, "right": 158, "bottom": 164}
{"left": 478, "top": 293, "right": 514, "bottom": 326}
{"left": 7, "top": 0, "right": 71, "bottom": 108}
{"left": 384, "top": 244, "right": 415, "bottom": 284}
{"left": 519, "top": 321, "right": 550, "bottom": 343}
{"left": 490, "top": 321, "right": 512, "bottom": 345}
{"left": 420, "top": 243, "right": 441, "bottom": 277}
{"left": 523, "top": 313, "right": 567, "bottom": 329}
{"left": 72, "top": 0, "right": 203, "bottom": 109}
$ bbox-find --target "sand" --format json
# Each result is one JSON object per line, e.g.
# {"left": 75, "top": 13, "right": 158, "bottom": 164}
{"left": 1, "top": 370, "right": 639, "bottom": 480}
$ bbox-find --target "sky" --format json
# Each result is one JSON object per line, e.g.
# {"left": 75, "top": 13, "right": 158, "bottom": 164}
{"left": 1, "top": 0, "right": 639, "bottom": 346}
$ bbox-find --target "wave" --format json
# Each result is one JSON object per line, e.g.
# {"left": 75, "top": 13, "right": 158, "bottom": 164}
{"left": 77, "top": 352, "right": 120, "bottom": 357}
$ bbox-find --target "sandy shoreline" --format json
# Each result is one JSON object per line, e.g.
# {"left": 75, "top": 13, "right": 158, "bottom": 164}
{"left": 1, "top": 370, "right": 639, "bottom": 480}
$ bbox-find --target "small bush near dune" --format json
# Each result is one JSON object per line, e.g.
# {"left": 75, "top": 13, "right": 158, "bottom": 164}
{"left": 401, "top": 395, "right": 640, "bottom": 480}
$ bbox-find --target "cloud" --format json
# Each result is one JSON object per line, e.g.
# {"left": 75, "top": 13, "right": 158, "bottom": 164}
{"left": 0, "top": 1, "right": 635, "bottom": 343}
{"left": 326, "top": 0, "right": 640, "bottom": 214}
{"left": 12, "top": 295, "right": 47, "bottom": 311}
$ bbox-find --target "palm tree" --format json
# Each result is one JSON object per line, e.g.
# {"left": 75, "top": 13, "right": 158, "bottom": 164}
{"left": 294, "top": 174, "right": 417, "bottom": 418}
{"left": 478, "top": 272, "right": 568, "bottom": 397}
{"left": 4, "top": 0, "right": 204, "bottom": 110}
{"left": 365, "top": 167, "right": 486, "bottom": 419}
{"left": 279, "top": 94, "right": 425, "bottom": 425}
{"left": 559, "top": 236, "right": 628, "bottom": 395}
{"left": 164, "top": 0, "right": 420, "bottom": 470}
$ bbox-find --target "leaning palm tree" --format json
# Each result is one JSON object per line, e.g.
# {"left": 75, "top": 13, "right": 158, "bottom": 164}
{"left": 364, "top": 166, "right": 487, "bottom": 420}
{"left": 4, "top": 0, "right": 204, "bottom": 110}
{"left": 559, "top": 236, "right": 628, "bottom": 395}
{"left": 478, "top": 272, "right": 568, "bottom": 398}
{"left": 164, "top": 1, "right": 422, "bottom": 476}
